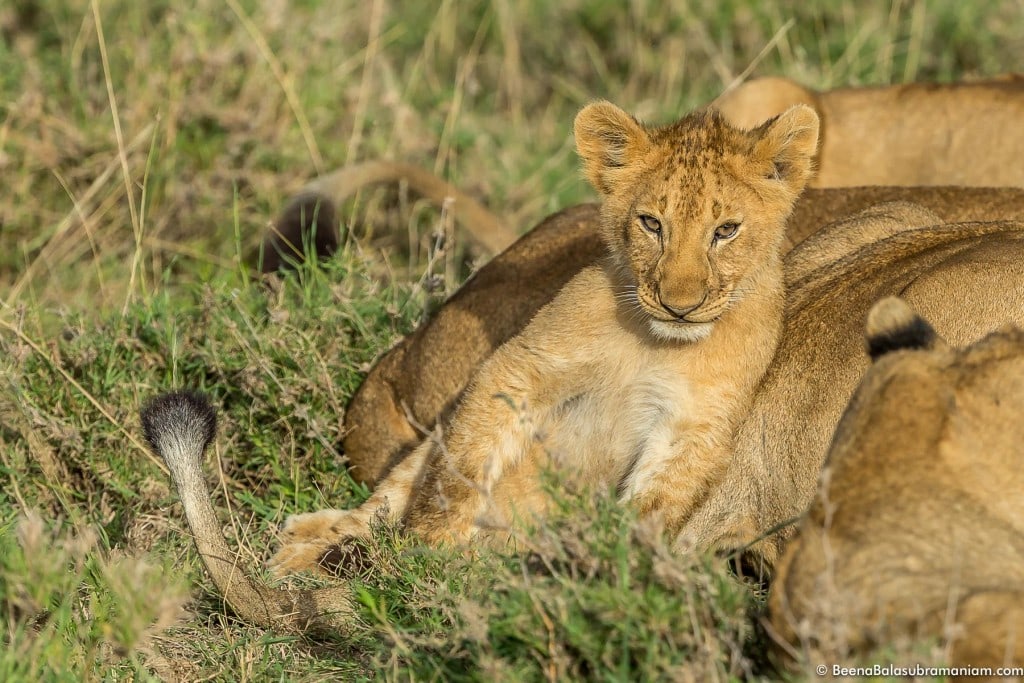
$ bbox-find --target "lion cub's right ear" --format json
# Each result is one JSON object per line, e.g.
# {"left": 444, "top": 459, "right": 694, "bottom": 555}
{"left": 865, "top": 296, "right": 949, "bottom": 361}
{"left": 574, "top": 101, "right": 652, "bottom": 195}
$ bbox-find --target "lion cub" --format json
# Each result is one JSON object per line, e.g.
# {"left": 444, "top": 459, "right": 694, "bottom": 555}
{"left": 271, "top": 101, "right": 819, "bottom": 572}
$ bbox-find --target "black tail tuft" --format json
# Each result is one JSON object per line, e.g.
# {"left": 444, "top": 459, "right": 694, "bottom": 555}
{"left": 140, "top": 390, "right": 218, "bottom": 459}
{"left": 260, "top": 192, "right": 339, "bottom": 273}
{"left": 865, "top": 297, "right": 938, "bottom": 361}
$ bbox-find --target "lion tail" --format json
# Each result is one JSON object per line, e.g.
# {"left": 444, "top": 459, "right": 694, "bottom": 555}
{"left": 260, "top": 160, "right": 516, "bottom": 272}
{"left": 141, "top": 390, "right": 353, "bottom": 632}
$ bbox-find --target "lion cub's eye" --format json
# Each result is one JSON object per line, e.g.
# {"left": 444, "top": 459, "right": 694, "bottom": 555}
{"left": 714, "top": 222, "right": 741, "bottom": 241}
{"left": 639, "top": 215, "right": 662, "bottom": 235}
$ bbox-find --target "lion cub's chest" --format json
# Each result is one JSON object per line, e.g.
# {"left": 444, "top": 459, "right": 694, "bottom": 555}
{"left": 540, "top": 352, "right": 696, "bottom": 490}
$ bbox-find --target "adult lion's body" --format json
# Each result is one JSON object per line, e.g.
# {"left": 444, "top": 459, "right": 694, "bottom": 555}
{"left": 714, "top": 75, "right": 1024, "bottom": 187}
{"left": 344, "top": 186, "right": 1024, "bottom": 487}
{"left": 767, "top": 299, "right": 1024, "bottom": 673}
{"left": 679, "top": 218, "right": 1024, "bottom": 570}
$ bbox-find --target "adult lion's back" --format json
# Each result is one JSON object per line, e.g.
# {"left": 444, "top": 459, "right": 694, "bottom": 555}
{"left": 680, "top": 218, "right": 1024, "bottom": 571}
{"left": 714, "top": 75, "right": 1024, "bottom": 187}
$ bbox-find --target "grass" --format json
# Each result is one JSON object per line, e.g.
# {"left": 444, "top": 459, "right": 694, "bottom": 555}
{"left": 1, "top": 0, "right": 1020, "bottom": 679}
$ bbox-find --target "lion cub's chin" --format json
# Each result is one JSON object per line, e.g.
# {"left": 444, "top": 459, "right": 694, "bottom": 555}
{"left": 648, "top": 319, "right": 715, "bottom": 343}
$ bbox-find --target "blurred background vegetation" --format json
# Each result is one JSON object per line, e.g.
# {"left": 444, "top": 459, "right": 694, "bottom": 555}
{"left": 3, "top": 0, "right": 1021, "bottom": 315}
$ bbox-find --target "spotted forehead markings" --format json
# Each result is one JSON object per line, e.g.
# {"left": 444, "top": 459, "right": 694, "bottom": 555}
{"left": 653, "top": 111, "right": 730, "bottom": 154}
{"left": 657, "top": 149, "right": 725, "bottom": 190}
{"left": 646, "top": 112, "right": 738, "bottom": 215}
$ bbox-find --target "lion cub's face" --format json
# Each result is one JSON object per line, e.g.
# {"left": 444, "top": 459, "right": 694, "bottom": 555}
{"left": 574, "top": 102, "right": 818, "bottom": 341}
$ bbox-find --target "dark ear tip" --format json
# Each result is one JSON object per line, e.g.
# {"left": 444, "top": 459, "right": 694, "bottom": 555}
{"left": 259, "top": 192, "right": 339, "bottom": 273}
{"left": 865, "top": 297, "right": 938, "bottom": 360}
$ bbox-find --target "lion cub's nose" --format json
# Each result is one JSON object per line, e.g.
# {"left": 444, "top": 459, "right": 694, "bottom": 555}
{"left": 661, "top": 293, "right": 707, "bottom": 319}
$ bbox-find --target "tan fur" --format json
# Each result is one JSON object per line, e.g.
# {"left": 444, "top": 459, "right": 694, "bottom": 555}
{"left": 713, "top": 75, "right": 1024, "bottom": 187}
{"left": 768, "top": 298, "right": 1024, "bottom": 674}
{"left": 713, "top": 76, "right": 821, "bottom": 131}
{"left": 269, "top": 102, "right": 820, "bottom": 573}
{"left": 679, "top": 219, "right": 1024, "bottom": 572}
{"left": 345, "top": 185, "right": 1024, "bottom": 488}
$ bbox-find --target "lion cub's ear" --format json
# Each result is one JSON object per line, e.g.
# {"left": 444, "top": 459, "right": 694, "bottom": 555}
{"left": 751, "top": 104, "right": 820, "bottom": 193}
{"left": 574, "top": 101, "right": 652, "bottom": 195}
{"left": 865, "top": 296, "right": 950, "bottom": 361}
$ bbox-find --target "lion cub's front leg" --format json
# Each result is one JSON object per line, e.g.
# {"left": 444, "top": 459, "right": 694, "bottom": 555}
{"left": 268, "top": 438, "right": 432, "bottom": 575}
{"left": 401, "top": 293, "right": 602, "bottom": 546}
{"left": 401, "top": 364, "right": 547, "bottom": 546}
{"left": 272, "top": 282, "right": 597, "bottom": 568}
{"left": 269, "top": 509, "right": 373, "bottom": 576}
{"left": 619, "top": 411, "right": 738, "bottom": 541}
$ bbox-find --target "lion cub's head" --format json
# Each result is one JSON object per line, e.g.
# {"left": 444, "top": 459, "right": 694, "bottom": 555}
{"left": 574, "top": 101, "right": 818, "bottom": 341}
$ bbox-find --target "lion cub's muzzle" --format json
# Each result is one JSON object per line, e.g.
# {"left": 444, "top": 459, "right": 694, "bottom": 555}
{"left": 635, "top": 279, "right": 731, "bottom": 340}
{"left": 654, "top": 288, "right": 727, "bottom": 326}
{"left": 638, "top": 292, "right": 723, "bottom": 343}
{"left": 661, "top": 292, "right": 708, "bottom": 321}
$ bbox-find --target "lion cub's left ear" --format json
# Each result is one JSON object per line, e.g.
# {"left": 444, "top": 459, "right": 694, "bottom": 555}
{"left": 574, "top": 101, "right": 652, "bottom": 196}
{"left": 752, "top": 104, "right": 820, "bottom": 193}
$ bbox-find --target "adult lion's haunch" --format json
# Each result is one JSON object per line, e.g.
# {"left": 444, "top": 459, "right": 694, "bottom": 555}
{"left": 768, "top": 297, "right": 1024, "bottom": 674}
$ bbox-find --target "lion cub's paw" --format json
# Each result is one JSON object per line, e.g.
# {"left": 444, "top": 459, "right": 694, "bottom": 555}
{"left": 269, "top": 509, "right": 372, "bottom": 577}
{"left": 279, "top": 509, "right": 370, "bottom": 543}
{"left": 268, "top": 539, "right": 338, "bottom": 577}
